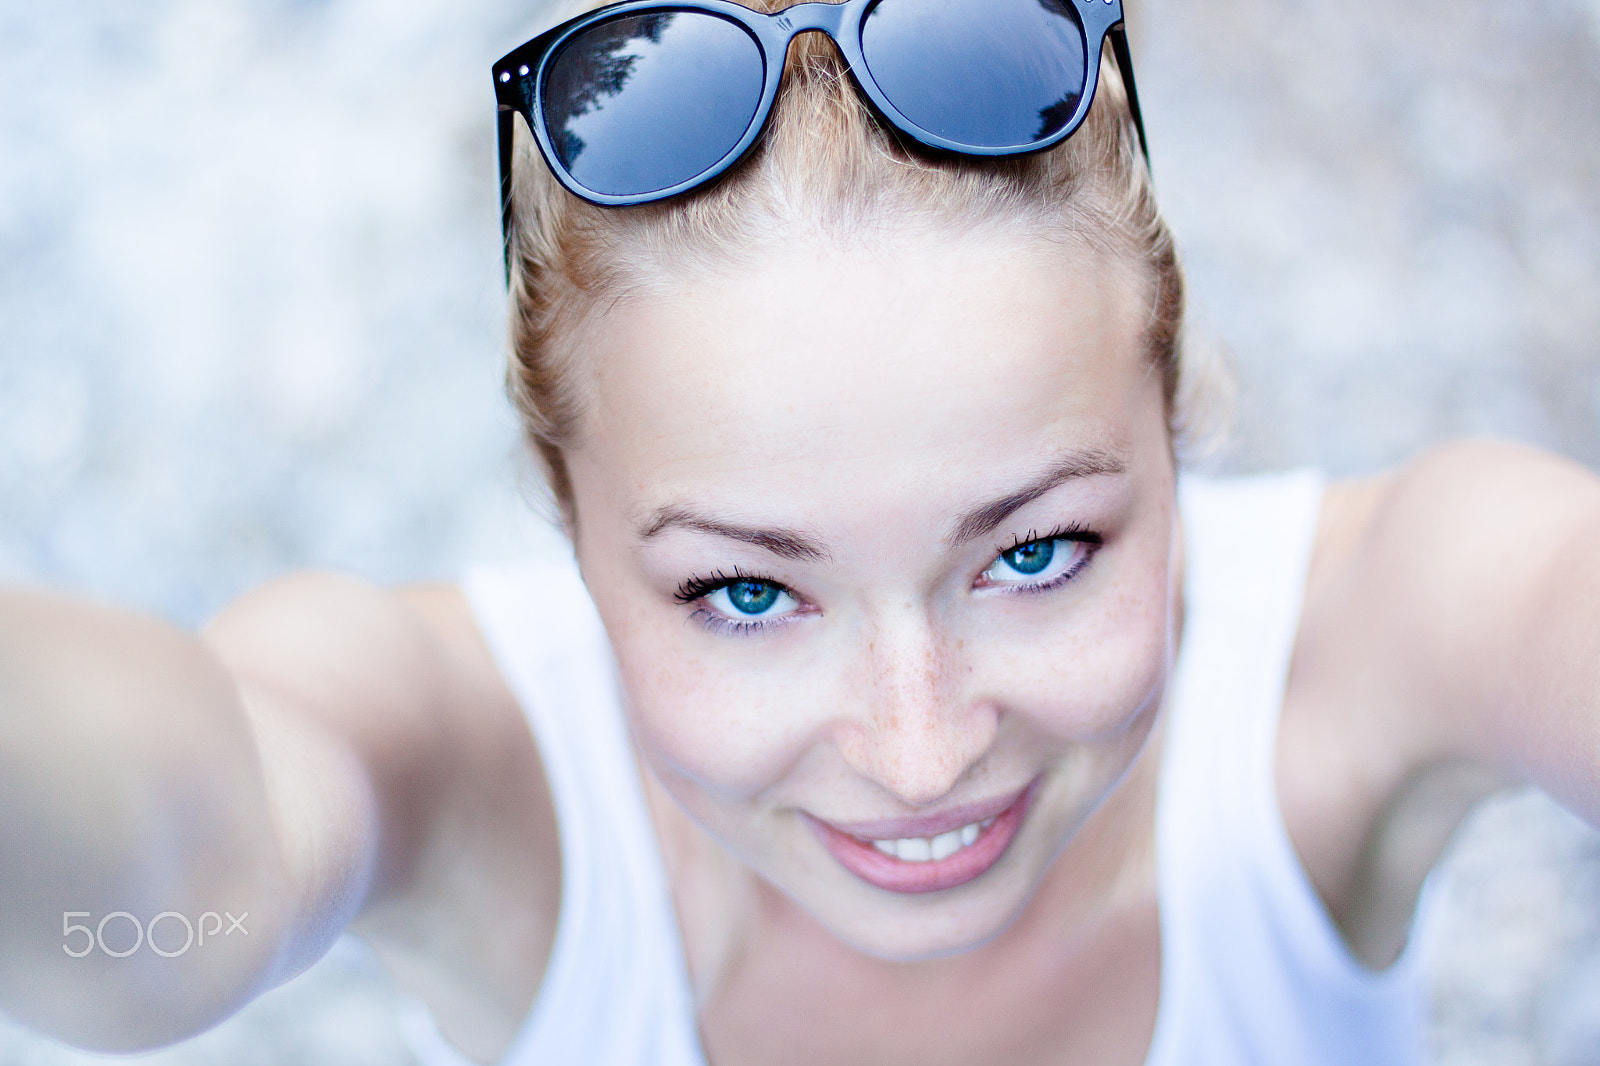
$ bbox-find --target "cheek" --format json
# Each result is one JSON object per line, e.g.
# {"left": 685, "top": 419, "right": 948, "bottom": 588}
{"left": 576, "top": 521, "right": 828, "bottom": 806}
{"left": 605, "top": 621, "right": 825, "bottom": 802}
{"left": 982, "top": 549, "right": 1174, "bottom": 742}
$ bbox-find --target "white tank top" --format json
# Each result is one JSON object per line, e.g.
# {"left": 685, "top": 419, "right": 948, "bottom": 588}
{"left": 397, "top": 471, "right": 1439, "bottom": 1065}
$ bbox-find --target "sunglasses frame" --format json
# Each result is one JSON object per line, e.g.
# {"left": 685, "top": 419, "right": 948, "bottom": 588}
{"left": 494, "top": 0, "right": 1147, "bottom": 272}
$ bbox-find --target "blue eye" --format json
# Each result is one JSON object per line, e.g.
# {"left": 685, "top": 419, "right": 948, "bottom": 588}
{"left": 725, "top": 580, "right": 779, "bottom": 614}
{"left": 704, "top": 578, "right": 800, "bottom": 621}
{"left": 1000, "top": 539, "right": 1054, "bottom": 575}
{"left": 982, "top": 535, "right": 1093, "bottom": 589}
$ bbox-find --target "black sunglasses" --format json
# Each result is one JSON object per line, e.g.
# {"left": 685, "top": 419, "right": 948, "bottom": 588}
{"left": 494, "top": 0, "right": 1147, "bottom": 267}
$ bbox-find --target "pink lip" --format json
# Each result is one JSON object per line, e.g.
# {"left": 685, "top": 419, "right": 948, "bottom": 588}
{"left": 805, "top": 781, "right": 1038, "bottom": 895}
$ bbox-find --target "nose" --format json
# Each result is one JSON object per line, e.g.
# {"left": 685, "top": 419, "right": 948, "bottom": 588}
{"left": 833, "top": 612, "right": 998, "bottom": 808}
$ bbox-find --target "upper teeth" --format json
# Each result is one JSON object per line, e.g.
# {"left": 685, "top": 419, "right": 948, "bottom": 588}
{"left": 870, "top": 817, "right": 995, "bottom": 862}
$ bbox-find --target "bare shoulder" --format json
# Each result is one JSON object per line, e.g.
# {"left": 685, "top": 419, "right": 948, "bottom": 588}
{"left": 1315, "top": 439, "right": 1599, "bottom": 575}
{"left": 206, "top": 574, "right": 559, "bottom": 1063}
{"left": 1308, "top": 438, "right": 1600, "bottom": 674}
{"left": 1316, "top": 440, "right": 1600, "bottom": 712}
{"left": 1282, "top": 440, "right": 1600, "bottom": 966}
{"left": 206, "top": 572, "right": 468, "bottom": 735}
{"left": 1297, "top": 437, "right": 1600, "bottom": 783}
{"left": 1342, "top": 438, "right": 1598, "bottom": 548}
{"left": 1342, "top": 439, "right": 1600, "bottom": 785}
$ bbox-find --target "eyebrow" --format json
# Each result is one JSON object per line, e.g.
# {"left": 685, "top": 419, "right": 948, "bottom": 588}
{"left": 637, "top": 507, "right": 829, "bottom": 562}
{"left": 636, "top": 448, "right": 1127, "bottom": 562}
{"left": 946, "top": 449, "right": 1127, "bottom": 546}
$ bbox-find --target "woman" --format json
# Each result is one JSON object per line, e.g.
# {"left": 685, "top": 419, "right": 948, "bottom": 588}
{"left": 1, "top": 0, "right": 1597, "bottom": 1063}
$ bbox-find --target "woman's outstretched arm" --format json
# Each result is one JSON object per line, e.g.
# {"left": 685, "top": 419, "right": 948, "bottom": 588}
{"left": 208, "top": 576, "right": 561, "bottom": 1064}
{"left": 0, "top": 584, "right": 321, "bottom": 1049}
{"left": 0, "top": 571, "right": 545, "bottom": 1055}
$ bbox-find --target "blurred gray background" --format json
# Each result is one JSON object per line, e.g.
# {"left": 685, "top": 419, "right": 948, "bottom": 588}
{"left": 1, "top": 0, "right": 1597, "bottom": 1062}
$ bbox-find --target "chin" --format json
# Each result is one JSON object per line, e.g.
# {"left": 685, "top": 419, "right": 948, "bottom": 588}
{"left": 802, "top": 865, "right": 1043, "bottom": 963}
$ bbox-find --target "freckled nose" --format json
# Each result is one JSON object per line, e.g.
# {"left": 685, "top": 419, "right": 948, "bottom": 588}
{"left": 834, "top": 623, "right": 997, "bottom": 807}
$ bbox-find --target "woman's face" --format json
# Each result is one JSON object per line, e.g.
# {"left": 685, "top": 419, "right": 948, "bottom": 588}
{"left": 565, "top": 229, "right": 1178, "bottom": 960}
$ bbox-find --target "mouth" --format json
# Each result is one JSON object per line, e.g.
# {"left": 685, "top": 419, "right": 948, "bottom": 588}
{"left": 805, "top": 780, "right": 1038, "bottom": 895}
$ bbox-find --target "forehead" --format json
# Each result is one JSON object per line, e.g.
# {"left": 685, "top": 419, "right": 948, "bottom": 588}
{"left": 570, "top": 231, "right": 1158, "bottom": 522}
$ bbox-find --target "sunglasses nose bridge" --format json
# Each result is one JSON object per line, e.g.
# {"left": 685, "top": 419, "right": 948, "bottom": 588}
{"left": 770, "top": 0, "right": 850, "bottom": 40}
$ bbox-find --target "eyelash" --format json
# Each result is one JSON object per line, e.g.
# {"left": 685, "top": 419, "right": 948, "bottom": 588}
{"left": 982, "top": 523, "right": 1103, "bottom": 595}
{"left": 674, "top": 566, "right": 758, "bottom": 605}
{"left": 698, "top": 614, "right": 776, "bottom": 637}
{"left": 674, "top": 567, "right": 800, "bottom": 636}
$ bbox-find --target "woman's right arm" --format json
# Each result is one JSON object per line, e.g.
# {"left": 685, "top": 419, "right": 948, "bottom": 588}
{"left": 0, "top": 571, "right": 554, "bottom": 1057}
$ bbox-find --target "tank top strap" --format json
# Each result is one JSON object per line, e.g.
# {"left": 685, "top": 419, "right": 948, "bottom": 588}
{"left": 398, "top": 557, "right": 706, "bottom": 1066}
{"left": 1144, "top": 470, "right": 1433, "bottom": 1066}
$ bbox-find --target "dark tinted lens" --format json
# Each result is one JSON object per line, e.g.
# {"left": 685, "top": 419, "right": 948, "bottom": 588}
{"left": 861, "top": 0, "right": 1087, "bottom": 149}
{"left": 541, "top": 12, "right": 765, "bottom": 197}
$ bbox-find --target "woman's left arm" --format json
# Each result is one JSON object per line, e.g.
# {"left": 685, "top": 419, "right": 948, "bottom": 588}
{"left": 1357, "top": 439, "right": 1600, "bottom": 823}
{"left": 1281, "top": 439, "right": 1600, "bottom": 967}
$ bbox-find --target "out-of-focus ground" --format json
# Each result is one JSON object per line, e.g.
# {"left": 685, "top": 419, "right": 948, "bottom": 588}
{"left": 0, "top": 0, "right": 1596, "bottom": 1062}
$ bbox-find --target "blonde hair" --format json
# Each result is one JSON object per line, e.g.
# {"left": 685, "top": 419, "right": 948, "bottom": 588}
{"left": 504, "top": 2, "right": 1223, "bottom": 516}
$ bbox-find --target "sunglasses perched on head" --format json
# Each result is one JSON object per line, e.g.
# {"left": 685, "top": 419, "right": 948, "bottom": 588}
{"left": 493, "top": 0, "right": 1147, "bottom": 266}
